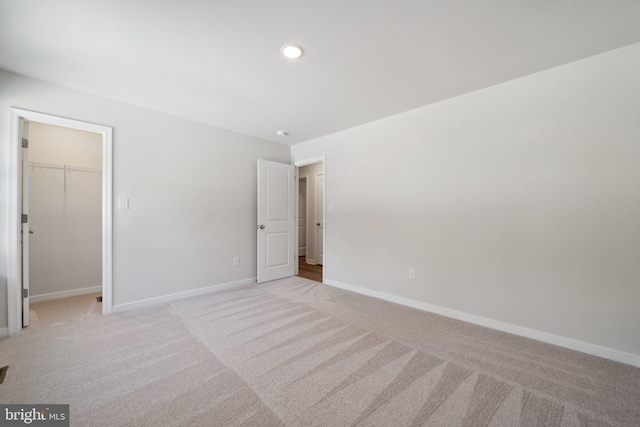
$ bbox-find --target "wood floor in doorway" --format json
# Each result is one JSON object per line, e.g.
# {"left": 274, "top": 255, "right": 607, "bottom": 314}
{"left": 298, "top": 256, "right": 322, "bottom": 282}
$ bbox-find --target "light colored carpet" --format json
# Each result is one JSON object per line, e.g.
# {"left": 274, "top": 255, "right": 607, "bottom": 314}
{"left": 1, "top": 278, "right": 638, "bottom": 426}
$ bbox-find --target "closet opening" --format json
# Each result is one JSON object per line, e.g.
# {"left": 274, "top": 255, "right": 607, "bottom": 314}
{"left": 8, "top": 108, "right": 113, "bottom": 336}
{"left": 27, "top": 122, "right": 103, "bottom": 326}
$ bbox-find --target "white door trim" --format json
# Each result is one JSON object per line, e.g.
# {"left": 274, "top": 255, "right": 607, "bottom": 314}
{"left": 294, "top": 157, "right": 325, "bottom": 167}
{"left": 315, "top": 172, "right": 324, "bottom": 266}
{"left": 293, "top": 156, "right": 326, "bottom": 281}
{"left": 8, "top": 108, "right": 113, "bottom": 335}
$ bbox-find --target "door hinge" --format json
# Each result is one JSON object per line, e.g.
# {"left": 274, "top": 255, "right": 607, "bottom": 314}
{"left": 21, "top": 214, "right": 28, "bottom": 224}
{"left": 22, "top": 289, "right": 28, "bottom": 298}
{"left": 21, "top": 138, "right": 29, "bottom": 148}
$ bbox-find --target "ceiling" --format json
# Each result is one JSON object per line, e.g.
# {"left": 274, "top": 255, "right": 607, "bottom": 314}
{"left": 1, "top": 1, "right": 640, "bottom": 145}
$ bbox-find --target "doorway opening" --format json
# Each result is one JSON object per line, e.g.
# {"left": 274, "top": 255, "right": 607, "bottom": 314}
{"left": 8, "top": 108, "right": 113, "bottom": 336}
{"left": 295, "top": 160, "right": 324, "bottom": 283}
{"left": 27, "top": 122, "right": 104, "bottom": 325}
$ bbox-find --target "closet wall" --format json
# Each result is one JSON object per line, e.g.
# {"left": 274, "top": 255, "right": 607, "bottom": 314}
{"left": 29, "top": 122, "right": 102, "bottom": 301}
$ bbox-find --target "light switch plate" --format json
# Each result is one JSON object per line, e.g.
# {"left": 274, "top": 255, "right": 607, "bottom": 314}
{"left": 118, "top": 198, "right": 129, "bottom": 210}
{"left": 328, "top": 203, "right": 335, "bottom": 212}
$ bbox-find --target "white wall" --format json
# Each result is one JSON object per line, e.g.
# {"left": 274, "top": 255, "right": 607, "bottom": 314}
{"left": 0, "top": 70, "right": 290, "bottom": 327}
{"left": 299, "top": 162, "right": 324, "bottom": 264}
{"left": 29, "top": 122, "right": 102, "bottom": 300}
{"left": 292, "top": 43, "right": 640, "bottom": 359}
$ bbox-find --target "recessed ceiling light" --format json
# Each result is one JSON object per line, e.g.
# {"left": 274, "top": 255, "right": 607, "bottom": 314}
{"left": 276, "top": 130, "right": 288, "bottom": 136}
{"left": 280, "top": 43, "right": 304, "bottom": 59}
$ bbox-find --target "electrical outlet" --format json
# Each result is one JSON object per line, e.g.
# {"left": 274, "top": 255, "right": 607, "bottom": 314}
{"left": 409, "top": 268, "right": 416, "bottom": 280}
{"left": 233, "top": 257, "right": 240, "bottom": 267}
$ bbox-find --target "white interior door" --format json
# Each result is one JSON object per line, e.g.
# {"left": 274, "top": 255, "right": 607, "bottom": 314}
{"left": 298, "top": 177, "right": 307, "bottom": 257}
{"left": 315, "top": 173, "right": 324, "bottom": 266}
{"left": 257, "top": 159, "right": 295, "bottom": 283}
{"left": 21, "top": 119, "right": 30, "bottom": 327}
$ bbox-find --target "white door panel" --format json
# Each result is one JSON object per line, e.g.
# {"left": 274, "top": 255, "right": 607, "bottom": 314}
{"left": 257, "top": 160, "right": 295, "bottom": 283}
{"left": 21, "top": 119, "right": 30, "bottom": 327}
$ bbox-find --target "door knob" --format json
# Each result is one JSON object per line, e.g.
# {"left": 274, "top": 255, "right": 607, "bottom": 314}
{"left": 316, "top": 223, "right": 321, "bottom": 226}
{"left": 259, "top": 225, "right": 265, "bottom": 229}
{"left": 29, "top": 229, "right": 34, "bottom": 234}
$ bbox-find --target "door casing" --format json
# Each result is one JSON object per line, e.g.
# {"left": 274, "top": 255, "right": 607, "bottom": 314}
{"left": 7, "top": 108, "right": 113, "bottom": 335}
{"left": 315, "top": 173, "right": 324, "bottom": 266}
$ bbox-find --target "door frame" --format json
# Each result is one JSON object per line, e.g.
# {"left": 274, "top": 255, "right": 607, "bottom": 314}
{"left": 315, "top": 172, "right": 324, "bottom": 266}
{"left": 7, "top": 108, "right": 113, "bottom": 335}
{"left": 294, "top": 156, "right": 325, "bottom": 281}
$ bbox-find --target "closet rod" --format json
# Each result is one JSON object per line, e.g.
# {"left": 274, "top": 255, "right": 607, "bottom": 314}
{"left": 29, "top": 161, "right": 101, "bottom": 174}
{"left": 30, "top": 161, "right": 101, "bottom": 193}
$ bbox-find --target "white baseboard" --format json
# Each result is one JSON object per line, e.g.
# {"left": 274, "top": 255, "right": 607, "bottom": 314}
{"left": 112, "top": 278, "right": 256, "bottom": 313}
{"left": 306, "top": 259, "right": 317, "bottom": 265}
{"left": 30, "top": 286, "right": 102, "bottom": 304}
{"left": 299, "top": 248, "right": 306, "bottom": 257}
{"left": 0, "top": 327, "right": 8, "bottom": 338}
{"left": 324, "top": 279, "right": 640, "bottom": 368}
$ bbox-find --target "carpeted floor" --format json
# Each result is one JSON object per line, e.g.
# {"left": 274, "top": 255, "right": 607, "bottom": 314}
{"left": 1, "top": 277, "right": 639, "bottom": 426}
